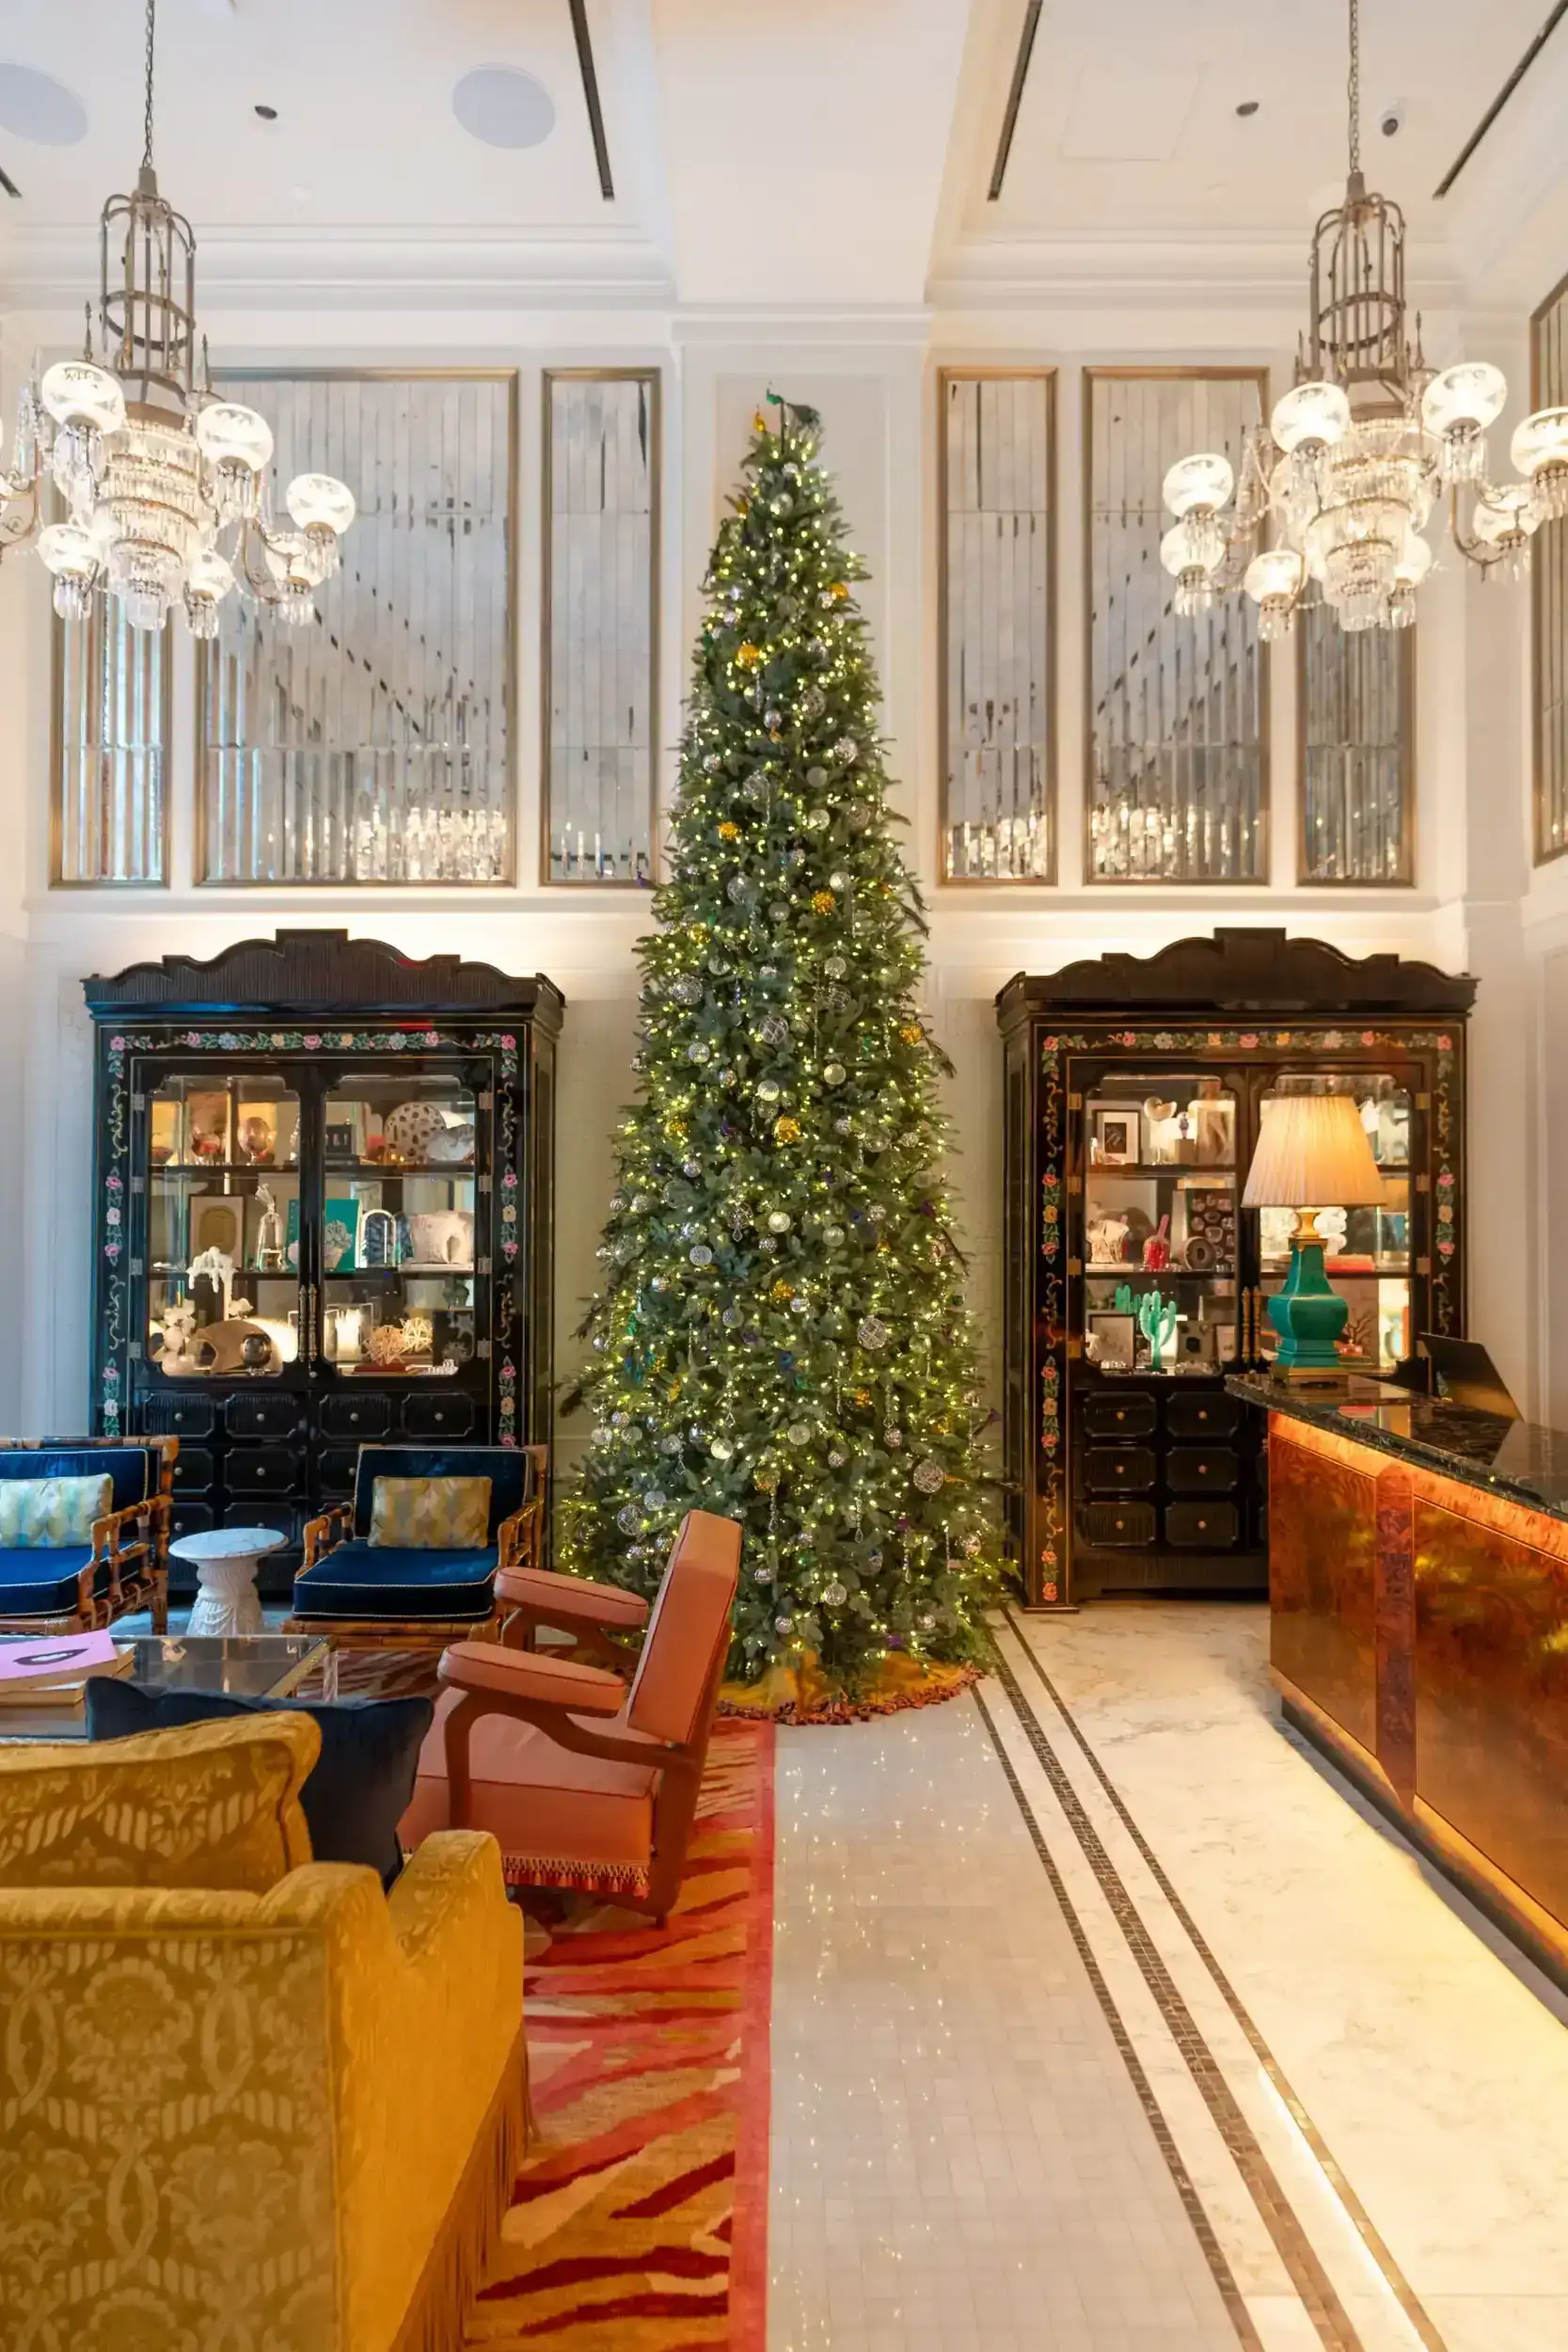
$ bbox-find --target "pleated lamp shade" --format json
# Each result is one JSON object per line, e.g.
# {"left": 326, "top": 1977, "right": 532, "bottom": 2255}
{"left": 1242, "top": 1093, "right": 1386, "bottom": 1209}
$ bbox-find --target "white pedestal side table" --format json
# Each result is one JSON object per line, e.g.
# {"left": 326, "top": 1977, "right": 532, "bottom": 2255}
{"left": 171, "top": 1527, "right": 287, "bottom": 1638}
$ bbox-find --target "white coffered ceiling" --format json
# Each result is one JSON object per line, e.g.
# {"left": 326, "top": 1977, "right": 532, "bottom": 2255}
{"left": 0, "top": 0, "right": 1561, "bottom": 313}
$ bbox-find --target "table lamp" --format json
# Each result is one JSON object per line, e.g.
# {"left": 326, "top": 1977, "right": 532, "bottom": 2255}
{"left": 1242, "top": 1093, "right": 1386, "bottom": 1383}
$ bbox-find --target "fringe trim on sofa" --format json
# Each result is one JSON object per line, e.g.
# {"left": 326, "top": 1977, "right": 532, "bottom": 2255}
{"left": 389, "top": 2023, "right": 529, "bottom": 2352}
{"left": 498, "top": 1851, "right": 652, "bottom": 1897}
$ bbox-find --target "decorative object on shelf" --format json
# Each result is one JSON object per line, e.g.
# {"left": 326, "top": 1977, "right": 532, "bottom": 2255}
{"left": 400, "top": 1312, "right": 435, "bottom": 1359}
{"left": 0, "top": 0, "right": 354, "bottom": 635}
{"left": 427, "top": 1120, "right": 477, "bottom": 1166}
{"left": 188, "top": 1243, "right": 236, "bottom": 1320}
{"left": 1161, "top": 0, "right": 1568, "bottom": 638}
{"left": 322, "top": 1200, "right": 359, "bottom": 1274}
{"left": 1142, "top": 1215, "right": 1172, "bottom": 1272}
{"left": 150, "top": 1295, "right": 198, "bottom": 1374}
{"left": 1087, "top": 1214, "right": 1131, "bottom": 1266}
{"left": 405, "top": 1209, "right": 474, "bottom": 1269}
{"left": 254, "top": 1184, "right": 286, "bottom": 1272}
{"left": 236, "top": 1104, "right": 277, "bottom": 1164}
{"left": 1181, "top": 1234, "right": 1216, "bottom": 1274}
{"left": 192, "top": 1316, "right": 282, "bottom": 1375}
{"left": 383, "top": 1101, "right": 447, "bottom": 1163}
{"left": 1242, "top": 1091, "right": 1386, "bottom": 1382}
{"left": 326, "top": 1304, "right": 367, "bottom": 1365}
{"left": 1085, "top": 1311, "right": 1135, "bottom": 1369}
{"left": 368, "top": 1322, "right": 410, "bottom": 1367}
{"left": 1180, "top": 1185, "right": 1236, "bottom": 1270}
{"left": 1091, "top": 1108, "right": 1138, "bottom": 1166}
{"left": 1136, "top": 1290, "right": 1180, "bottom": 1372}
{"left": 358, "top": 1208, "right": 398, "bottom": 1268}
{"left": 1191, "top": 1081, "right": 1233, "bottom": 1166}
{"left": 324, "top": 1121, "right": 356, "bottom": 1158}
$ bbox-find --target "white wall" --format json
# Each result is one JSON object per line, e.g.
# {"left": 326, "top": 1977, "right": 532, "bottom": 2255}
{"left": 0, "top": 293, "right": 1541, "bottom": 1460}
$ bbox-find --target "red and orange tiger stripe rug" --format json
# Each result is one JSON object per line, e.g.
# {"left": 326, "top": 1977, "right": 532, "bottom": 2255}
{"left": 467, "top": 1719, "right": 774, "bottom": 2349}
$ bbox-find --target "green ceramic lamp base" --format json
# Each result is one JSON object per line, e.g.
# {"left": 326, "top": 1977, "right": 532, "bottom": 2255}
{"left": 1266, "top": 1227, "right": 1348, "bottom": 1374}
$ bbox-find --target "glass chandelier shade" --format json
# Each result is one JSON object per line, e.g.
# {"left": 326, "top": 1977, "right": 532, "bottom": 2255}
{"left": 0, "top": 0, "right": 352, "bottom": 632}
{"left": 1161, "top": 0, "right": 1568, "bottom": 638}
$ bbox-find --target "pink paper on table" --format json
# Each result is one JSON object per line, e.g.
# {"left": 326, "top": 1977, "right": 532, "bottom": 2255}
{"left": 0, "top": 1629, "right": 119, "bottom": 1683}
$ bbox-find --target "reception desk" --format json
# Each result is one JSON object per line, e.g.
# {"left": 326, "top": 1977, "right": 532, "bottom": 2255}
{"left": 1230, "top": 1373, "right": 1568, "bottom": 1984}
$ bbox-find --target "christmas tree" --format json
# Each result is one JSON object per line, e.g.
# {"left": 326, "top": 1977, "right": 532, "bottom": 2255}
{"left": 562, "top": 397, "right": 995, "bottom": 1696}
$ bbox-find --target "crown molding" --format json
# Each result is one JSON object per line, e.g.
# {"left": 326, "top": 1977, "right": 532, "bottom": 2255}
{"left": 0, "top": 222, "right": 675, "bottom": 311}
{"left": 928, "top": 225, "right": 1464, "bottom": 315}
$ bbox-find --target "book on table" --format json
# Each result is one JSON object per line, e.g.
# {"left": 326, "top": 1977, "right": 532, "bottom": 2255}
{"left": 0, "top": 1630, "right": 135, "bottom": 1704}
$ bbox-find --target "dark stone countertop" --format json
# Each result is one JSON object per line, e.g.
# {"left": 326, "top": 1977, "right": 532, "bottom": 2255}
{"left": 1227, "top": 1372, "right": 1568, "bottom": 1525}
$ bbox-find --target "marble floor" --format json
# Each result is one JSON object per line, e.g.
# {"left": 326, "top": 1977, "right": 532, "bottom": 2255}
{"left": 770, "top": 1604, "right": 1568, "bottom": 2352}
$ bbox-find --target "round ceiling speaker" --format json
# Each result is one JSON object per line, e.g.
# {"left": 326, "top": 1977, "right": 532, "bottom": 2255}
{"left": 0, "top": 63, "right": 87, "bottom": 146}
{"left": 451, "top": 66, "right": 555, "bottom": 151}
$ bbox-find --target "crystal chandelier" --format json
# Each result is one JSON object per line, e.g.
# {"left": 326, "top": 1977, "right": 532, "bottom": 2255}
{"left": 1161, "top": 0, "right": 1568, "bottom": 638}
{"left": 0, "top": 0, "right": 354, "bottom": 635}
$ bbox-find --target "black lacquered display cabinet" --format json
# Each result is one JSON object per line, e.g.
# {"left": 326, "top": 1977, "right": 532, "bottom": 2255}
{"left": 85, "top": 931, "right": 562, "bottom": 1595}
{"left": 996, "top": 930, "right": 1474, "bottom": 1607}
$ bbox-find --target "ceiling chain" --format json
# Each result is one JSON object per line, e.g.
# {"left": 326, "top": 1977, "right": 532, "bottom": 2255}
{"left": 143, "top": 0, "right": 156, "bottom": 170}
{"left": 1347, "top": 0, "right": 1361, "bottom": 178}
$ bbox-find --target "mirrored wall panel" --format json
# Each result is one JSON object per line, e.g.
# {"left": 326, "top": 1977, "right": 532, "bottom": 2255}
{"left": 1085, "top": 370, "right": 1267, "bottom": 882}
{"left": 1299, "top": 604, "right": 1413, "bottom": 882}
{"left": 1534, "top": 277, "right": 1568, "bottom": 865}
{"left": 939, "top": 370, "right": 1054, "bottom": 882}
{"left": 198, "top": 372, "right": 516, "bottom": 884}
{"left": 545, "top": 370, "right": 658, "bottom": 884}
{"left": 53, "top": 601, "right": 169, "bottom": 885}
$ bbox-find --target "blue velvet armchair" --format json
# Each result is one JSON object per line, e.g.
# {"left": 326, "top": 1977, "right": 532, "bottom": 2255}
{"left": 291, "top": 1443, "right": 546, "bottom": 1648}
{"left": 0, "top": 1437, "right": 175, "bottom": 1635}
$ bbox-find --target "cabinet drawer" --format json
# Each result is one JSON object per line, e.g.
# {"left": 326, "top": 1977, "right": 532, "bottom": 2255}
{"left": 1083, "top": 1392, "right": 1156, "bottom": 1439}
{"left": 226, "top": 1447, "right": 301, "bottom": 1498}
{"left": 320, "top": 1393, "right": 391, "bottom": 1440}
{"left": 318, "top": 1446, "right": 360, "bottom": 1496}
{"left": 403, "top": 1392, "right": 476, "bottom": 1440}
{"left": 1166, "top": 1446, "right": 1240, "bottom": 1495}
{"left": 1084, "top": 1444, "right": 1157, "bottom": 1494}
{"left": 1164, "top": 1392, "right": 1240, "bottom": 1441}
{"left": 1081, "top": 1500, "right": 1156, "bottom": 1548}
{"left": 170, "top": 1446, "right": 214, "bottom": 1491}
{"left": 1165, "top": 1501, "right": 1240, "bottom": 1549}
{"left": 225, "top": 1393, "right": 302, "bottom": 1441}
{"left": 167, "top": 1500, "right": 214, "bottom": 1542}
{"left": 144, "top": 1396, "right": 215, "bottom": 1438}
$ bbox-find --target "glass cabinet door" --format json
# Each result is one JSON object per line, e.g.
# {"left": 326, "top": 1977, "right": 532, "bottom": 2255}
{"left": 145, "top": 1071, "right": 304, "bottom": 1378}
{"left": 1081, "top": 1071, "right": 1241, "bottom": 1373}
{"left": 1252, "top": 1071, "right": 1416, "bottom": 1374}
{"left": 315, "top": 1067, "right": 483, "bottom": 1380}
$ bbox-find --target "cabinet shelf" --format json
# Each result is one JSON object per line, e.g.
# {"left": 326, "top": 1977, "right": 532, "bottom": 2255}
{"left": 150, "top": 1162, "right": 298, "bottom": 1179}
{"left": 1088, "top": 1164, "right": 1235, "bottom": 1181}
{"left": 323, "top": 1160, "right": 475, "bottom": 1177}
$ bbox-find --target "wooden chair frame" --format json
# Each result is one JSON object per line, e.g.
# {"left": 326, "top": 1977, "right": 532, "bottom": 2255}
{"left": 0, "top": 1436, "right": 174, "bottom": 1638}
{"left": 438, "top": 1570, "right": 733, "bottom": 1926}
{"left": 287, "top": 1446, "right": 547, "bottom": 1653}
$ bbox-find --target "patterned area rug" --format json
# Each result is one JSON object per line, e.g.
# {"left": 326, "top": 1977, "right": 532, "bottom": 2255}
{"left": 463, "top": 1718, "right": 774, "bottom": 2349}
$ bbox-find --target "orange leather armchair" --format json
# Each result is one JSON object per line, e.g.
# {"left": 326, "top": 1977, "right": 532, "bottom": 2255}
{"left": 402, "top": 1510, "right": 741, "bottom": 1925}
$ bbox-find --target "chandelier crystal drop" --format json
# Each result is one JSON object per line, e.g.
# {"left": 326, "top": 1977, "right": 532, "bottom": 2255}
{"left": 1161, "top": 0, "right": 1567, "bottom": 638}
{"left": 0, "top": 0, "right": 353, "bottom": 631}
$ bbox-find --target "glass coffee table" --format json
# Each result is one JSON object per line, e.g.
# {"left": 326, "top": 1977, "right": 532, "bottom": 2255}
{"left": 0, "top": 1634, "right": 332, "bottom": 1740}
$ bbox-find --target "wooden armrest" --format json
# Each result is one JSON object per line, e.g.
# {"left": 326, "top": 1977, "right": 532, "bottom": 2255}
{"left": 302, "top": 1503, "right": 353, "bottom": 1569}
{"left": 439, "top": 1641, "right": 625, "bottom": 1715}
{"left": 497, "top": 1495, "right": 542, "bottom": 1573}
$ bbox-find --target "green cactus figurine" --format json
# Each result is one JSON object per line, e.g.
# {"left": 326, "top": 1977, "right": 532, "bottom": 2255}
{"left": 1112, "top": 1282, "right": 1135, "bottom": 1314}
{"left": 1136, "top": 1289, "right": 1179, "bottom": 1371}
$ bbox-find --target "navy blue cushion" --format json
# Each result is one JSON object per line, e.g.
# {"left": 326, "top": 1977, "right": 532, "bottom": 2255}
{"left": 0, "top": 1446, "right": 154, "bottom": 1516}
{"left": 84, "top": 1681, "right": 435, "bottom": 1888}
{"left": 349, "top": 1447, "right": 531, "bottom": 1543}
{"left": 293, "top": 1539, "right": 498, "bottom": 1622}
{"left": 0, "top": 1545, "right": 99, "bottom": 1617}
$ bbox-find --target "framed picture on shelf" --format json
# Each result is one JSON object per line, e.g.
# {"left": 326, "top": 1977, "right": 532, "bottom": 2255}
{"left": 1091, "top": 1108, "right": 1139, "bottom": 1167}
{"left": 235, "top": 1102, "right": 278, "bottom": 1165}
{"left": 1085, "top": 1311, "right": 1136, "bottom": 1369}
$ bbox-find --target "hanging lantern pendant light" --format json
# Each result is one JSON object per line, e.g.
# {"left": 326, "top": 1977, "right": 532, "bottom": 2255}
{"left": 0, "top": 0, "right": 355, "bottom": 632}
{"left": 1160, "top": 0, "right": 1568, "bottom": 638}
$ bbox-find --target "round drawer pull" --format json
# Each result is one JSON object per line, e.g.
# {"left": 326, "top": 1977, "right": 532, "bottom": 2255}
{"left": 1198, "top": 1465, "right": 1209, "bottom": 1476}
{"left": 1197, "top": 1518, "right": 1208, "bottom": 1531}
{"left": 1115, "top": 1518, "right": 1125, "bottom": 1531}
{"left": 350, "top": 1412, "right": 359, "bottom": 1423}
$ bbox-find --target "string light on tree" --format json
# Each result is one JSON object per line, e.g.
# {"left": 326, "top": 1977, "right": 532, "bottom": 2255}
{"left": 562, "top": 396, "right": 996, "bottom": 1693}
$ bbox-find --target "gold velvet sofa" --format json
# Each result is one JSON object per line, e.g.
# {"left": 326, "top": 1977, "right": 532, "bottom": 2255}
{"left": 0, "top": 1711, "right": 526, "bottom": 2352}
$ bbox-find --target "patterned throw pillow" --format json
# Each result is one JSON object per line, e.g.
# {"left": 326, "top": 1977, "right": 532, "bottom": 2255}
{"left": 0, "top": 1474, "right": 113, "bottom": 1549}
{"left": 368, "top": 1475, "right": 492, "bottom": 1550}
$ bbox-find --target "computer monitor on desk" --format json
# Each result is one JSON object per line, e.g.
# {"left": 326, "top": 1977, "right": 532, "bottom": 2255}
{"left": 1418, "top": 1336, "right": 1520, "bottom": 1421}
